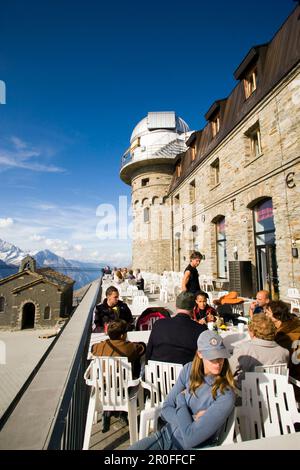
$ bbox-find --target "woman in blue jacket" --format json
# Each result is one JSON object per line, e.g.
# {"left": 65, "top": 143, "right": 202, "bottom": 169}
{"left": 130, "top": 330, "right": 236, "bottom": 450}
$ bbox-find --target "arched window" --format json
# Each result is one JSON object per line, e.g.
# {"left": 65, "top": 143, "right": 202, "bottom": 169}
{"left": 216, "top": 217, "right": 227, "bottom": 278}
{"left": 44, "top": 306, "right": 51, "bottom": 320}
{"left": 144, "top": 207, "right": 150, "bottom": 223}
{"left": 0, "top": 296, "right": 5, "bottom": 313}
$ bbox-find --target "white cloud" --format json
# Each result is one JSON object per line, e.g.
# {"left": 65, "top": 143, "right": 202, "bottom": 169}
{"left": 0, "top": 217, "right": 14, "bottom": 228}
{"left": 30, "top": 234, "right": 46, "bottom": 242}
{"left": 11, "top": 136, "right": 27, "bottom": 150}
{"left": 0, "top": 136, "right": 65, "bottom": 173}
{"left": 0, "top": 199, "right": 132, "bottom": 264}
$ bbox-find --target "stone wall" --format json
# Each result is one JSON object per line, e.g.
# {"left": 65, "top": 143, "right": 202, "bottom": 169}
{"left": 131, "top": 164, "right": 173, "bottom": 272}
{"left": 168, "top": 68, "right": 300, "bottom": 299}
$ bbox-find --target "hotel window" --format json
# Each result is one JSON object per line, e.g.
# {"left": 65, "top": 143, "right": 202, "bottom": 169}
{"left": 141, "top": 178, "right": 149, "bottom": 187}
{"left": 44, "top": 306, "right": 51, "bottom": 320}
{"left": 0, "top": 296, "right": 4, "bottom": 313}
{"left": 144, "top": 207, "right": 150, "bottom": 223}
{"left": 216, "top": 217, "right": 227, "bottom": 278}
{"left": 246, "top": 122, "right": 262, "bottom": 159}
{"left": 244, "top": 67, "right": 257, "bottom": 99}
{"left": 176, "top": 161, "right": 182, "bottom": 178}
{"left": 211, "top": 114, "right": 220, "bottom": 137}
{"left": 189, "top": 180, "right": 196, "bottom": 203}
{"left": 210, "top": 158, "right": 220, "bottom": 187}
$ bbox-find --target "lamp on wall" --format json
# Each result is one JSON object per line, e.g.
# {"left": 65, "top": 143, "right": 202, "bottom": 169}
{"left": 233, "top": 245, "right": 238, "bottom": 260}
{"left": 292, "top": 239, "right": 299, "bottom": 258}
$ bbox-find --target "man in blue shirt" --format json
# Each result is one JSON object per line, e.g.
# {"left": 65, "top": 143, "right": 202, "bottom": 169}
{"left": 249, "top": 290, "right": 270, "bottom": 318}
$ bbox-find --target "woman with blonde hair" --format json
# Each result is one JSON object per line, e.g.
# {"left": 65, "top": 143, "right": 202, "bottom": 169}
{"left": 129, "top": 330, "right": 236, "bottom": 450}
{"left": 113, "top": 269, "right": 124, "bottom": 284}
{"left": 229, "top": 313, "right": 289, "bottom": 387}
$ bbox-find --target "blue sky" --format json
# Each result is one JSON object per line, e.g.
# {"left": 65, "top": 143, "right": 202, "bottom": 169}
{"left": 0, "top": 0, "right": 295, "bottom": 265}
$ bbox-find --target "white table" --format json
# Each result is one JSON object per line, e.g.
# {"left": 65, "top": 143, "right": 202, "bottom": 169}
{"left": 219, "top": 327, "right": 250, "bottom": 354}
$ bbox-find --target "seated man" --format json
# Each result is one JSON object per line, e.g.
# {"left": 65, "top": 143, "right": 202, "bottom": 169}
{"left": 92, "top": 319, "right": 146, "bottom": 376}
{"left": 92, "top": 319, "right": 146, "bottom": 432}
{"left": 146, "top": 291, "right": 207, "bottom": 365}
{"left": 93, "top": 286, "right": 134, "bottom": 332}
{"left": 249, "top": 290, "right": 270, "bottom": 318}
{"left": 229, "top": 313, "right": 289, "bottom": 388}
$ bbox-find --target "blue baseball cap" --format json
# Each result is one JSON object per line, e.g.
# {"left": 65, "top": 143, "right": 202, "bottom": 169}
{"left": 197, "top": 330, "right": 230, "bottom": 360}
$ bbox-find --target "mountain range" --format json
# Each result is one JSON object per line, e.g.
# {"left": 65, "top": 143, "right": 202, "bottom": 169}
{"left": 0, "top": 239, "right": 103, "bottom": 288}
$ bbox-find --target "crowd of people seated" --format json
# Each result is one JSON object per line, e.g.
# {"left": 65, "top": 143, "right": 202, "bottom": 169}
{"left": 89, "top": 272, "right": 300, "bottom": 449}
{"left": 107, "top": 267, "right": 145, "bottom": 290}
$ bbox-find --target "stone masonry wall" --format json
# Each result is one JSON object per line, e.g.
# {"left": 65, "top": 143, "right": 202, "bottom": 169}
{"left": 132, "top": 164, "right": 173, "bottom": 273}
{"left": 168, "top": 68, "right": 300, "bottom": 299}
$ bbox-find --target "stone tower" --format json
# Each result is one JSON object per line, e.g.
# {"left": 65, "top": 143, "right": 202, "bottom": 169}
{"left": 120, "top": 111, "right": 190, "bottom": 273}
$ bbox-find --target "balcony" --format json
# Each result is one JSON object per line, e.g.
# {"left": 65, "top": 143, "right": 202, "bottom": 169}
{"left": 120, "top": 140, "right": 188, "bottom": 184}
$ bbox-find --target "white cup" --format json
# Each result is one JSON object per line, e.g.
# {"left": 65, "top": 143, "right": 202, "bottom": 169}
{"left": 238, "top": 323, "right": 244, "bottom": 333}
{"left": 207, "top": 322, "right": 214, "bottom": 331}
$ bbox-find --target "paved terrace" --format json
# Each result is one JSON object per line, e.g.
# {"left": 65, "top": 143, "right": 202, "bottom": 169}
{"left": 0, "top": 329, "right": 55, "bottom": 421}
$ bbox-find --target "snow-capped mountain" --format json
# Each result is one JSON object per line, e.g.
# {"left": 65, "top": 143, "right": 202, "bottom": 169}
{"left": 0, "top": 259, "right": 18, "bottom": 278}
{"left": 0, "top": 239, "right": 28, "bottom": 265}
{"left": 0, "top": 239, "right": 103, "bottom": 288}
{"left": 32, "top": 249, "right": 102, "bottom": 288}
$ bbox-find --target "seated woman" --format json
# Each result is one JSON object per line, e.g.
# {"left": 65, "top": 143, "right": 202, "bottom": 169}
{"left": 266, "top": 300, "right": 300, "bottom": 401}
{"left": 113, "top": 269, "right": 124, "bottom": 284}
{"left": 229, "top": 313, "right": 289, "bottom": 388}
{"left": 129, "top": 330, "right": 236, "bottom": 450}
{"left": 193, "top": 292, "right": 217, "bottom": 325}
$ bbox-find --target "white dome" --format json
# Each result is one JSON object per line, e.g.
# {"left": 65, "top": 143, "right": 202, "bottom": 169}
{"left": 130, "top": 112, "right": 190, "bottom": 143}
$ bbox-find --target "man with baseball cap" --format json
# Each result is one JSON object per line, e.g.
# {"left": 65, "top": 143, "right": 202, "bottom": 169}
{"left": 146, "top": 291, "right": 207, "bottom": 365}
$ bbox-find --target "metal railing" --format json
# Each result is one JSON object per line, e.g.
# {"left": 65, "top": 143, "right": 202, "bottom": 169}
{"left": 121, "top": 140, "right": 187, "bottom": 168}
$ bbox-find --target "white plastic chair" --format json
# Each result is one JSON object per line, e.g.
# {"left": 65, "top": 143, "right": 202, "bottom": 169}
{"left": 199, "top": 274, "right": 207, "bottom": 290}
{"left": 131, "top": 295, "right": 150, "bottom": 318}
{"left": 137, "top": 315, "right": 161, "bottom": 331}
{"left": 254, "top": 363, "right": 289, "bottom": 376}
{"left": 83, "top": 356, "right": 141, "bottom": 449}
{"left": 287, "top": 288, "right": 300, "bottom": 298}
{"left": 139, "top": 405, "right": 239, "bottom": 447}
{"left": 287, "top": 288, "right": 300, "bottom": 316}
{"left": 132, "top": 295, "right": 149, "bottom": 308}
{"left": 291, "top": 298, "right": 300, "bottom": 316}
{"left": 203, "top": 275, "right": 214, "bottom": 293}
{"left": 236, "top": 372, "right": 300, "bottom": 441}
{"left": 139, "top": 405, "right": 162, "bottom": 439}
{"left": 231, "top": 303, "right": 244, "bottom": 315}
{"left": 139, "top": 360, "right": 183, "bottom": 439}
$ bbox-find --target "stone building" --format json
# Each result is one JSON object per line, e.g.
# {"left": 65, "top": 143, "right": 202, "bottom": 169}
{"left": 0, "top": 256, "right": 75, "bottom": 330}
{"left": 120, "top": 6, "right": 300, "bottom": 300}
{"left": 120, "top": 111, "right": 191, "bottom": 273}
